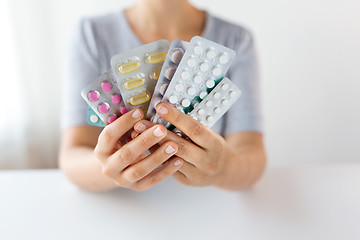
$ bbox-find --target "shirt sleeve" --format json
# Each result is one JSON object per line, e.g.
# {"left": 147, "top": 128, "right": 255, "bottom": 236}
{"left": 60, "top": 18, "right": 101, "bottom": 130}
{"left": 223, "top": 30, "right": 262, "bottom": 136}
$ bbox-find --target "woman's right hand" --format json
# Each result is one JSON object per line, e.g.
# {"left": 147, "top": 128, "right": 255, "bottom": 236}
{"left": 94, "top": 109, "right": 183, "bottom": 191}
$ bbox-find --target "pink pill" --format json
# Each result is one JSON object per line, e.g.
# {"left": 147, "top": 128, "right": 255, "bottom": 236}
{"left": 112, "top": 94, "right": 122, "bottom": 104}
{"left": 101, "top": 81, "right": 112, "bottom": 92}
{"left": 98, "top": 102, "right": 110, "bottom": 114}
{"left": 108, "top": 114, "right": 118, "bottom": 124}
{"left": 88, "top": 91, "right": 100, "bottom": 102}
{"left": 120, "top": 107, "right": 128, "bottom": 115}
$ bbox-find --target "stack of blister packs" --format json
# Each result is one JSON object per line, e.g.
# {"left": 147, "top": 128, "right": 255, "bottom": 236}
{"left": 81, "top": 36, "right": 241, "bottom": 133}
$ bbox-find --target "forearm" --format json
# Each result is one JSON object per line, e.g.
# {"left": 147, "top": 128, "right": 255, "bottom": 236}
{"left": 59, "top": 146, "right": 117, "bottom": 192}
{"left": 214, "top": 135, "right": 266, "bottom": 190}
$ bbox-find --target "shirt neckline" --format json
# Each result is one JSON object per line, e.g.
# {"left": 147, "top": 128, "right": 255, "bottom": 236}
{"left": 118, "top": 9, "right": 213, "bottom": 45}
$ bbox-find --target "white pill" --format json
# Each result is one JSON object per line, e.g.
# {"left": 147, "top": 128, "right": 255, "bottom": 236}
{"left": 165, "top": 66, "right": 176, "bottom": 79}
{"left": 206, "top": 79, "right": 215, "bottom": 88}
{"left": 222, "top": 83, "right": 229, "bottom": 90}
{"left": 214, "top": 107, "right": 221, "bottom": 114}
{"left": 213, "top": 92, "right": 221, "bottom": 99}
{"left": 194, "top": 44, "right": 203, "bottom": 54}
{"left": 181, "top": 71, "right": 190, "bottom": 80}
{"left": 206, "top": 49, "right": 216, "bottom": 59}
{"left": 154, "top": 99, "right": 161, "bottom": 107}
{"left": 169, "top": 95, "right": 178, "bottom": 104}
{"left": 181, "top": 99, "right": 191, "bottom": 107}
{"left": 200, "top": 62, "right": 209, "bottom": 72}
{"left": 222, "top": 99, "right": 229, "bottom": 106}
{"left": 175, "top": 83, "right": 184, "bottom": 92}
{"left": 159, "top": 83, "right": 168, "bottom": 95}
{"left": 206, "top": 116, "right": 214, "bottom": 122}
{"left": 187, "top": 87, "right": 196, "bottom": 96}
{"left": 198, "top": 108, "right": 205, "bottom": 115}
{"left": 212, "top": 66, "right": 222, "bottom": 77}
{"left": 205, "top": 100, "right": 213, "bottom": 107}
{"left": 219, "top": 54, "right": 229, "bottom": 64}
{"left": 171, "top": 48, "right": 184, "bottom": 64}
{"left": 187, "top": 57, "right": 197, "bottom": 67}
{"left": 199, "top": 91, "right": 207, "bottom": 99}
{"left": 90, "top": 114, "right": 98, "bottom": 123}
{"left": 229, "top": 90, "right": 237, "bottom": 98}
{"left": 193, "top": 75, "right": 202, "bottom": 84}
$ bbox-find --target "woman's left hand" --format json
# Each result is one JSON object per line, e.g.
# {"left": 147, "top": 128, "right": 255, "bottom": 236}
{"left": 133, "top": 103, "right": 230, "bottom": 187}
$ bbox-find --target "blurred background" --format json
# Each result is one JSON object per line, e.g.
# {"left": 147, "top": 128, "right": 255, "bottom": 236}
{"left": 0, "top": 0, "right": 359, "bottom": 169}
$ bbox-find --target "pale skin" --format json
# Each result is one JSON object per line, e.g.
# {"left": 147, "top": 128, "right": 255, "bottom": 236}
{"left": 59, "top": 0, "right": 266, "bottom": 192}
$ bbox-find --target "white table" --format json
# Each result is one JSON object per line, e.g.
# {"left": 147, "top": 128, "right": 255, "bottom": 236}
{"left": 0, "top": 165, "right": 359, "bottom": 240}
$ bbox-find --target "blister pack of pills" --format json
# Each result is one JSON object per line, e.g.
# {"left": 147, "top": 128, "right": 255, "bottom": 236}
{"left": 151, "top": 36, "right": 236, "bottom": 127}
{"left": 111, "top": 40, "right": 170, "bottom": 114}
{"left": 81, "top": 71, "right": 127, "bottom": 125}
{"left": 87, "top": 106, "right": 105, "bottom": 127}
{"left": 146, "top": 39, "right": 189, "bottom": 120}
{"left": 188, "top": 77, "right": 241, "bottom": 128}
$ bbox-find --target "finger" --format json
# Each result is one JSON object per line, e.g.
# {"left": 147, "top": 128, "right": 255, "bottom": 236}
{"left": 105, "top": 124, "right": 167, "bottom": 176}
{"left": 175, "top": 161, "right": 197, "bottom": 178}
{"left": 156, "top": 103, "right": 213, "bottom": 147}
{"left": 172, "top": 171, "right": 191, "bottom": 186}
{"left": 131, "top": 130, "right": 139, "bottom": 139}
{"left": 134, "top": 120, "right": 204, "bottom": 166}
{"left": 95, "top": 109, "right": 144, "bottom": 157}
{"left": 121, "top": 141, "right": 178, "bottom": 182}
{"left": 132, "top": 156, "right": 184, "bottom": 191}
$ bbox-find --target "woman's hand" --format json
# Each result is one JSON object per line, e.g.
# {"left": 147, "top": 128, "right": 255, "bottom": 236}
{"left": 133, "top": 103, "right": 230, "bottom": 187}
{"left": 94, "top": 108, "right": 183, "bottom": 191}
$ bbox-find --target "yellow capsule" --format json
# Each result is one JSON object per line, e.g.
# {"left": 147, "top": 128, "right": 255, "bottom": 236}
{"left": 123, "top": 78, "right": 145, "bottom": 90}
{"left": 151, "top": 69, "right": 161, "bottom": 81}
{"left": 146, "top": 52, "right": 167, "bottom": 64}
{"left": 129, "top": 92, "right": 150, "bottom": 106}
{"left": 118, "top": 61, "right": 141, "bottom": 75}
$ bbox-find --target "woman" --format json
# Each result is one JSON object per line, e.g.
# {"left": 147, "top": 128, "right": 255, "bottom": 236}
{"left": 59, "top": 0, "right": 266, "bottom": 191}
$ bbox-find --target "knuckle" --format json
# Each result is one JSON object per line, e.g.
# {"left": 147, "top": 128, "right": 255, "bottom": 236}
{"left": 99, "top": 127, "right": 113, "bottom": 143}
{"left": 138, "top": 134, "right": 150, "bottom": 149}
{"left": 191, "top": 124, "right": 204, "bottom": 138}
{"left": 176, "top": 142, "right": 187, "bottom": 156}
{"left": 126, "top": 168, "right": 144, "bottom": 182}
{"left": 102, "top": 165, "right": 113, "bottom": 177}
{"left": 118, "top": 147, "right": 132, "bottom": 162}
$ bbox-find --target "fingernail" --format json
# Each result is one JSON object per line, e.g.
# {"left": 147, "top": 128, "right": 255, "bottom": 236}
{"left": 153, "top": 127, "right": 165, "bottom": 137}
{"left": 135, "top": 123, "right": 146, "bottom": 132}
{"left": 131, "top": 109, "right": 141, "bottom": 119}
{"left": 158, "top": 105, "right": 168, "bottom": 115}
{"left": 165, "top": 145, "right": 175, "bottom": 154}
{"left": 174, "top": 159, "right": 182, "bottom": 166}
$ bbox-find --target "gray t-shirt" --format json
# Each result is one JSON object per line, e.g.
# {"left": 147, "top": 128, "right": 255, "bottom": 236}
{"left": 61, "top": 10, "right": 262, "bottom": 136}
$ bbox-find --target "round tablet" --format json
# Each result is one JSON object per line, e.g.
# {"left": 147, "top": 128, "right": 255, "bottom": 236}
{"left": 222, "top": 83, "right": 229, "bottom": 90}
{"left": 111, "top": 94, "right": 121, "bottom": 104}
{"left": 229, "top": 90, "right": 237, "bottom": 98}
{"left": 194, "top": 44, "right": 203, "bottom": 54}
{"left": 89, "top": 114, "right": 98, "bottom": 123}
{"left": 205, "top": 100, "right": 213, "bottom": 107}
{"left": 200, "top": 62, "right": 209, "bottom": 72}
{"left": 175, "top": 83, "right": 184, "bottom": 92}
{"left": 187, "top": 57, "right": 197, "bottom": 67}
{"left": 120, "top": 107, "right": 127, "bottom": 115}
{"left": 169, "top": 95, "right": 178, "bottom": 104}
{"left": 206, "top": 116, "right": 214, "bottom": 122}
{"left": 214, "top": 107, "right": 221, "bottom": 114}
{"left": 164, "top": 66, "right": 176, "bottom": 79}
{"left": 171, "top": 48, "right": 184, "bottom": 64}
{"left": 219, "top": 54, "right": 229, "bottom": 64}
{"left": 98, "top": 102, "right": 110, "bottom": 114}
{"left": 212, "top": 66, "right": 222, "bottom": 77}
{"left": 197, "top": 108, "right": 205, "bottom": 115}
{"left": 154, "top": 99, "right": 161, "bottom": 107}
{"left": 159, "top": 83, "right": 168, "bottom": 95}
{"left": 108, "top": 115, "right": 118, "bottom": 124}
{"left": 213, "top": 92, "right": 221, "bottom": 99}
{"left": 181, "top": 99, "right": 191, "bottom": 107}
{"left": 222, "top": 99, "right": 229, "bottom": 106}
{"left": 181, "top": 71, "right": 190, "bottom": 80}
{"left": 199, "top": 91, "right": 207, "bottom": 99}
{"left": 88, "top": 91, "right": 100, "bottom": 102}
{"left": 193, "top": 74, "right": 202, "bottom": 84}
{"left": 101, "top": 81, "right": 112, "bottom": 92}
{"left": 187, "top": 87, "right": 196, "bottom": 96}
{"left": 206, "top": 49, "right": 216, "bottom": 59}
{"left": 206, "top": 79, "right": 215, "bottom": 88}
